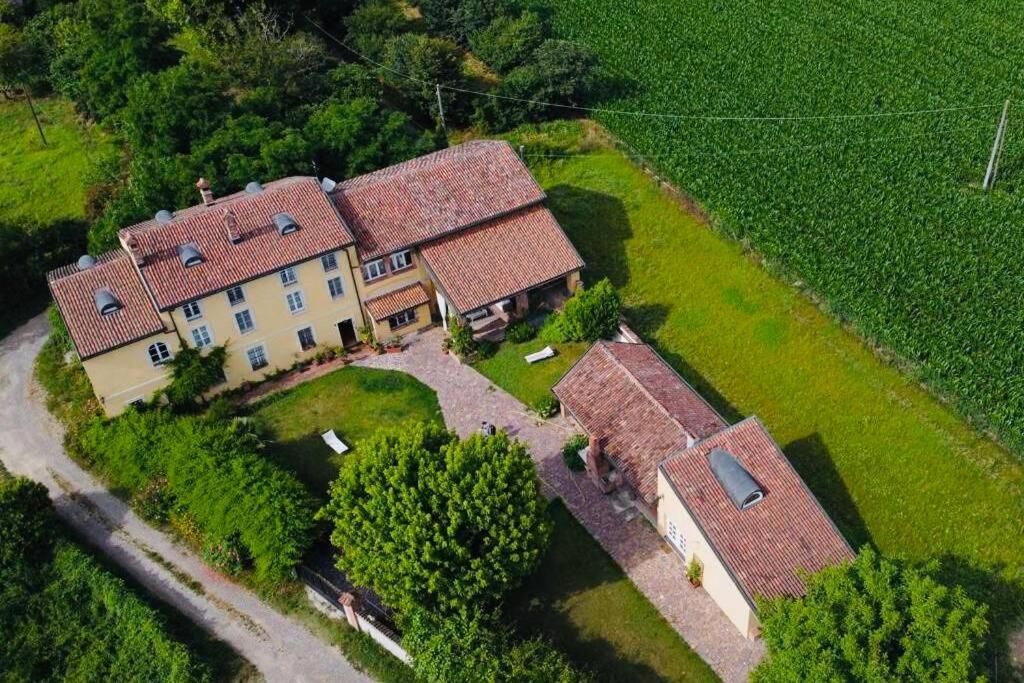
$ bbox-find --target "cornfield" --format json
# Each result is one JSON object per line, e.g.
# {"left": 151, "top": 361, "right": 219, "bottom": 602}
{"left": 531, "top": 0, "right": 1024, "bottom": 453}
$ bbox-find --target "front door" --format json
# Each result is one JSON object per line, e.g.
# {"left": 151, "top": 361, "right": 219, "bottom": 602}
{"left": 337, "top": 319, "right": 358, "bottom": 348}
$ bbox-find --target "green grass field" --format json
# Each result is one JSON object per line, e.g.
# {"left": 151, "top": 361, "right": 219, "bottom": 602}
{"left": 508, "top": 500, "right": 719, "bottom": 683}
{"left": 473, "top": 338, "right": 589, "bottom": 406}
{"left": 250, "top": 366, "right": 445, "bottom": 495}
{"left": 0, "top": 98, "right": 110, "bottom": 224}
{"left": 509, "top": 123, "right": 1024, "bottom": 669}
{"left": 531, "top": 0, "right": 1024, "bottom": 457}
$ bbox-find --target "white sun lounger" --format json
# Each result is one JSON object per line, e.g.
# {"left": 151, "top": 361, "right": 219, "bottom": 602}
{"left": 524, "top": 346, "right": 556, "bottom": 364}
{"left": 321, "top": 430, "right": 350, "bottom": 454}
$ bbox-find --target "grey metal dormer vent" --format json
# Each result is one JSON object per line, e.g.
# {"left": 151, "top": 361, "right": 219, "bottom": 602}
{"left": 708, "top": 448, "right": 764, "bottom": 510}
{"left": 245, "top": 181, "right": 264, "bottom": 195}
{"left": 178, "top": 243, "right": 204, "bottom": 268}
{"left": 94, "top": 288, "right": 121, "bottom": 315}
{"left": 77, "top": 254, "right": 97, "bottom": 270}
{"left": 273, "top": 212, "right": 300, "bottom": 236}
{"left": 320, "top": 177, "right": 337, "bottom": 192}
{"left": 155, "top": 209, "right": 174, "bottom": 224}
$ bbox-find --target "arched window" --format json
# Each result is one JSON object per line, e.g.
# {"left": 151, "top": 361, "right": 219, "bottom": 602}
{"left": 148, "top": 342, "right": 171, "bottom": 366}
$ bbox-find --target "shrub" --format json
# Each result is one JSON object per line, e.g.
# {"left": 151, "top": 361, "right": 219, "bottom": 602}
{"left": 475, "top": 339, "right": 497, "bottom": 359}
{"left": 47, "top": 303, "right": 73, "bottom": 354}
{"left": 418, "top": 0, "right": 504, "bottom": 44}
{"left": 560, "top": 433, "right": 588, "bottom": 471}
{"left": 131, "top": 477, "right": 176, "bottom": 524}
{"left": 469, "top": 11, "right": 543, "bottom": 73}
{"left": 202, "top": 533, "right": 247, "bottom": 576}
{"left": 344, "top": 0, "right": 409, "bottom": 62}
{"left": 320, "top": 422, "right": 551, "bottom": 616}
{"left": 532, "top": 395, "right": 559, "bottom": 418}
{"left": 686, "top": 558, "right": 703, "bottom": 585}
{"left": 381, "top": 33, "right": 465, "bottom": 123}
{"left": 447, "top": 315, "right": 476, "bottom": 357}
{"left": 159, "top": 345, "right": 227, "bottom": 411}
{"left": 504, "top": 320, "right": 536, "bottom": 344}
{"left": 557, "top": 278, "right": 621, "bottom": 342}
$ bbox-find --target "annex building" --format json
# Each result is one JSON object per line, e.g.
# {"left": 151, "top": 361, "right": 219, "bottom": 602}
{"left": 49, "top": 141, "right": 583, "bottom": 415}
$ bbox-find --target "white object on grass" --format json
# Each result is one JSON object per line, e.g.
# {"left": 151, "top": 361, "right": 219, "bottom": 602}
{"left": 525, "top": 346, "right": 556, "bottom": 364}
{"left": 321, "top": 430, "right": 349, "bottom": 454}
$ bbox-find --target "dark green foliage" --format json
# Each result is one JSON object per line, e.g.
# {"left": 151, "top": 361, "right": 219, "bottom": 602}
{"left": 160, "top": 345, "right": 228, "bottom": 410}
{"left": 81, "top": 410, "right": 318, "bottom": 581}
{"left": 320, "top": 422, "right": 552, "bottom": 616}
{"left": 417, "top": 0, "right": 503, "bottom": 45}
{"left": 202, "top": 532, "right": 246, "bottom": 575}
{"left": 531, "top": 394, "right": 558, "bottom": 418}
{"left": 503, "top": 320, "right": 536, "bottom": 344}
{"left": 0, "top": 477, "right": 210, "bottom": 682}
{"left": 190, "top": 115, "right": 312, "bottom": 191}
{"left": 753, "top": 547, "right": 989, "bottom": 682}
{"left": 560, "top": 433, "right": 586, "bottom": 471}
{"left": 382, "top": 32, "right": 465, "bottom": 123}
{"left": 403, "top": 608, "right": 592, "bottom": 683}
{"left": 0, "top": 21, "right": 43, "bottom": 88}
{"left": 447, "top": 314, "right": 476, "bottom": 357}
{"left": 344, "top": 0, "right": 409, "bottom": 62}
{"left": 0, "top": 218, "right": 87, "bottom": 328}
{"left": 469, "top": 11, "right": 543, "bottom": 74}
{"left": 131, "top": 476, "right": 176, "bottom": 524}
{"left": 556, "top": 277, "right": 620, "bottom": 342}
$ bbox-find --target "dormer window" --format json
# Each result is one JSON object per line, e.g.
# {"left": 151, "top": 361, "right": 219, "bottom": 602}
{"left": 390, "top": 250, "right": 413, "bottom": 271}
{"left": 273, "top": 212, "right": 300, "bottom": 236}
{"left": 362, "top": 258, "right": 386, "bottom": 282}
{"left": 178, "top": 243, "right": 204, "bottom": 268}
{"left": 708, "top": 448, "right": 765, "bottom": 511}
{"left": 93, "top": 289, "right": 122, "bottom": 316}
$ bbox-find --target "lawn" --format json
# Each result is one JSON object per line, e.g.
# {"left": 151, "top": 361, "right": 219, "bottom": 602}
{"left": 250, "top": 365, "right": 444, "bottom": 495}
{"left": 0, "top": 97, "right": 111, "bottom": 225}
{"left": 473, "top": 338, "right": 589, "bottom": 407}
{"left": 508, "top": 500, "right": 718, "bottom": 683}
{"left": 510, "top": 122, "right": 1024, "bottom": 671}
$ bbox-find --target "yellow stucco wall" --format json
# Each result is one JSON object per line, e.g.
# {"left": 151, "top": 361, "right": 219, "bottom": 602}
{"left": 369, "top": 301, "right": 434, "bottom": 342}
{"left": 352, "top": 248, "right": 436, "bottom": 341}
{"left": 165, "top": 249, "right": 364, "bottom": 388}
{"left": 83, "top": 329, "right": 181, "bottom": 416}
{"left": 657, "top": 469, "right": 759, "bottom": 638}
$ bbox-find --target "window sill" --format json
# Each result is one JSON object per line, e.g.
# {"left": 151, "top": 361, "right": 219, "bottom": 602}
{"left": 250, "top": 363, "right": 269, "bottom": 371}
{"left": 388, "top": 318, "right": 418, "bottom": 332}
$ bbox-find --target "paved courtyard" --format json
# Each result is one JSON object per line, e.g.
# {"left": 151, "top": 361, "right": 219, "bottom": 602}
{"left": 359, "top": 328, "right": 765, "bottom": 682}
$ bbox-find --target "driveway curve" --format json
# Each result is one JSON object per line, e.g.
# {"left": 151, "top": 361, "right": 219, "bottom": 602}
{"left": 0, "top": 315, "right": 371, "bottom": 683}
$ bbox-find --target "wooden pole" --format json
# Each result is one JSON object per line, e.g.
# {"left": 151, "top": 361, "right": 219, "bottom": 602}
{"left": 983, "top": 99, "right": 1010, "bottom": 191}
{"left": 435, "top": 83, "right": 447, "bottom": 136}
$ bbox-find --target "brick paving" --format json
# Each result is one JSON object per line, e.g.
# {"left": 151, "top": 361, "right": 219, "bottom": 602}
{"left": 358, "top": 328, "right": 765, "bottom": 682}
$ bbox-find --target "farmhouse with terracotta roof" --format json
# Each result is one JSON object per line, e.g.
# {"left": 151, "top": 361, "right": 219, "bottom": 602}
{"left": 48, "top": 141, "right": 583, "bottom": 415}
{"left": 553, "top": 341, "right": 853, "bottom": 638}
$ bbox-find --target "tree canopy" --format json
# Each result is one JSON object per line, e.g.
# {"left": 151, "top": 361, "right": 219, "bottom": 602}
{"left": 320, "top": 422, "right": 552, "bottom": 616}
{"left": 752, "top": 547, "right": 989, "bottom": 683}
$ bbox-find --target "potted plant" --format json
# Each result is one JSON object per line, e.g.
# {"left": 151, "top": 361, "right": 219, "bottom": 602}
{"left": 385, "top": 334, "right": 404, "bottom": 353}
{"left": 686, "top": 557, "right": 703, "bottom": 588}
{"left": 441, "top": 336, "right": 452, "bottom": 355}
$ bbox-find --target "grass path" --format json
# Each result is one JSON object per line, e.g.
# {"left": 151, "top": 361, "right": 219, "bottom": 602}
{"left": 518, "top": 127, "right": 1024, "bottom": 667}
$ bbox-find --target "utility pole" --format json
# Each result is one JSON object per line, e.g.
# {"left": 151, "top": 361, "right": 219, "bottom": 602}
{"left": 24, "top": 87, "right": 47, "bottom": 147}
{"left": 983, "top": 99, "right": 1010, "bottom": 191}
{"left": 435, "top": 84, "right": 447, "bottom": 137}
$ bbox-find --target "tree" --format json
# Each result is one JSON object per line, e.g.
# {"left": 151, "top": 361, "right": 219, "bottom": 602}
{"left": 344, "top": 0, "right": 408, "bottom": 62}
{"left": 381, "top": 32, "right": 464, "bottom": 124}
{"left": 752, "top": 547, "right": 989, "bottom": 683}
{"left": 189, "top": 114, "right": 311, "bottom": 192}
{"left": 556, "top": 277, "right": 621, "bottom": 342}
{"left": 0, "top": 477, "right": 55, "bottom": 575}
{"left": 320, "top": 422, "right": 552, "bottom": 616}
{"left": 160, "top": 345, "right": 228, "bottom": 410}
{"left": 468, "top": 12, "right": 542, "bottom": 74}
{"left": 417, "top": 0, "right": 502, "bottom": 45}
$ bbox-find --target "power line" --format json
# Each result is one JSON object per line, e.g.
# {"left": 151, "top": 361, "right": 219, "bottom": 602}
{"left": 305, "top": 15, "right": 1002, "bottom": 124}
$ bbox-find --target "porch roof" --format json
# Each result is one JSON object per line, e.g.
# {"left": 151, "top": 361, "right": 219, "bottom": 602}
{"left": 364, "top": 282, "right": 431, "bottom": 322}
{"left": 419, "top": 204, "right": 584, "bottom": 314}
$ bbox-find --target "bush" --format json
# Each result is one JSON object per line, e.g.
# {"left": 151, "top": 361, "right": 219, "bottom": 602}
{"left": 202, "top": 533, "right": 246, "bottom": 576}
{"left": 504, "top": 320, "right": 536, "bottom": 344}
{"left": 560, "top": 433, "right": 587, "bottom": 471}
{"left": 448, "top": 315, "right": 476, "bottom": 357}
{"left": 344, "top": 0, "right": 409, "bottom": 62}
{"left": 132, "top": 476, "right": 176, "bottom": 524}
{"left": 159, "top": 345, "right": 227, "bottom": 411}
{"left": 532, "top": 395, "right": 559, "bottom": 418}
{"left": 557, "top": 278, "right": 621, "bottom": 342}
{"left": 417, "top": 0, "right": 504, "bottom": 45}
{"left": 469, "top": 11, "right": 543, "bottom": 74}
{"left": 381, "top": 32, "right": 465, "bottom": 123}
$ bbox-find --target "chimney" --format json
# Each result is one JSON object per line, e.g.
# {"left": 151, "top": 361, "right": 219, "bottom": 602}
{"left": 124, "top": 232, "right": 145, "bottom": 267}
{"left": 223, "top": 209, "right": 241, "bottom": 244}
{"left": 586, "top": 433, "right": 609, "bottom": 479}
{"left": 196, "top": 177, "right": 214, "bottom": 206}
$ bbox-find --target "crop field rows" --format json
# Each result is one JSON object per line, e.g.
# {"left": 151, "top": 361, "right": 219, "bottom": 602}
{"left": 529, "top": 0, "right": 1024, "bottom": 453}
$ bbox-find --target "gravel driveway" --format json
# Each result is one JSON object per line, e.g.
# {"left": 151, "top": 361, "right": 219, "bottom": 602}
{"left": 0, "top": 315, "right": 372, "bottom": 683}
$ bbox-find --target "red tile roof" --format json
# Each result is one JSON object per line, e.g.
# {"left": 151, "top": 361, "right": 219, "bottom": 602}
{"left": 121, "top": 177, "right": 354, "bottom": 311}
{"left": 48, "top": 252, "right": 167, "bottom": 359}
{"left": 364, "top": 282, "right": 431, "bottom": 321}
{"left": 419, "top": 205, "right": 584, "bottom": 313}
{"left": 552, "top": 342, "right": 726, "bottom": 503}
{"left": 660, "top": 417, "right": 854, "bottom": 603}
{"left": 331, "top": 140, "right": 546, "bottom": 261}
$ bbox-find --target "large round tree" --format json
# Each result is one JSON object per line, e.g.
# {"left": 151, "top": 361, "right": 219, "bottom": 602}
{"left": 752, "top": 547, "right": 989, "bottom": 682}
{"left": 319, "top": 422, "right": 551, "bottom": 616}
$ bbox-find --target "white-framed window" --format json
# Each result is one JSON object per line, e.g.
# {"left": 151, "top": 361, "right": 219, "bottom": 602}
{"left": 190, "top": 324, "right": 213, "bottom": 349}
{"left": 390, "top": 249, "right": 413, "bottom": 271}
{"left": 182, "top": 300, "right": 202, "bottom": 321}
{"left": 147, "top": 341, "right": 171, "bottom": 366}
{"left": 362, "top": 258, "right": 386, "bottom": 282}
{"left": 226, "top": 285, "right": 245, "bottom": 306}
{"left": 285, "top": 290, "right": 306, "bottom": 314}
{"left": 321, "top": 252, "right": 338, "bottom": 272}
{"left": 667, "top": 520, "right": 686, "bottom": 555}
{"left": 297, "top": 326, "right": 316, "bottom": 351}
{"left": 246, "top": 344, "right": 269, "bottom": 371}
{"left": 327, "top": 276, "right": 345, "bottom": 299}
{"left": 279, "top": 266, "right": 298, "bottom": 286}
{"left": 234, "top": 308, "right": 255, "bottom": 334}
{"left": 388, "top": 307, "right": 417, "bottom": 330}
